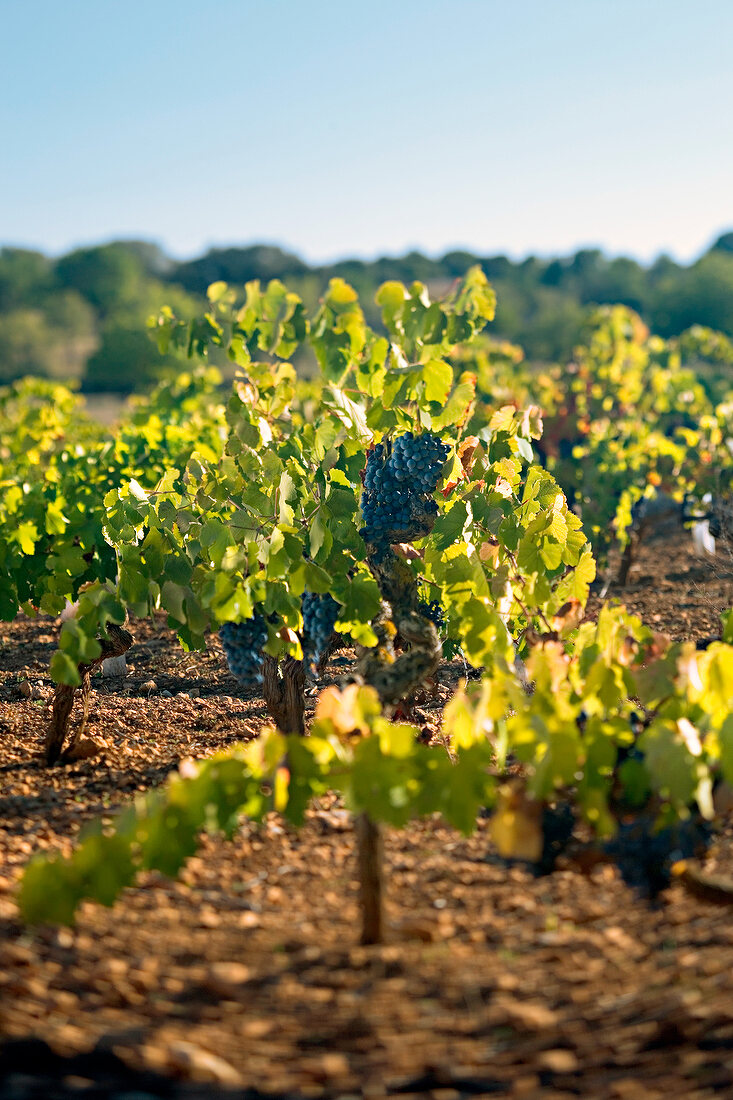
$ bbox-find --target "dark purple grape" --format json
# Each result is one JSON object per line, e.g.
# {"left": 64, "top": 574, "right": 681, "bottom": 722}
{"left": 301, "top": 593, "right": 340, "bottom": 674}
{"left": 603, "top": 815, "right": 712, "bottom": 897}
{"left": 219, "top": 616, "right": 267, "bottom": 686}
{"left": 360, "top": 432, "right": 450, "bottom": 547}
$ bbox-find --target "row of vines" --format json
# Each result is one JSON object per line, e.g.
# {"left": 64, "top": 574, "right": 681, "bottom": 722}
{"left": 2, "top": 269, "right": 733, "bottom": 941}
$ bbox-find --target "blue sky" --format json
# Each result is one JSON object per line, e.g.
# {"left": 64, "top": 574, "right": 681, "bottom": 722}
{"left": 1, "top": 0, "right": 731, "bottom": 263}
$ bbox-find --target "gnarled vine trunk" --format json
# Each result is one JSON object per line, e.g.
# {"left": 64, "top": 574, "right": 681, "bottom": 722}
{"left": 261, "top": 654, "right": 306, "bottom": 735}
{"left": 46, "top": 623, "right": 134, "bottom": 765}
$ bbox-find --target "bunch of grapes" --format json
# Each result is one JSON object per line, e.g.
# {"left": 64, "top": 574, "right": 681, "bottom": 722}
{"left": 603, "top": 816, "right": 712, "bottom": 897}
{"left": 536, "top": 802, "right": 576, "bottom": 875}
{"left": 708, "top": 496, "right": 732, "bottom": 540}
{"left": 682, "top": 492, "right": 732, "bottom": 540}
{"left": 360, "top": 432, "right": 450, "bottom": 546}
{"left": 390, "top": 432, "right": 450, "bottom": 493}
{"left": 219, "top": 616, "right": 268, "bottom": 686}
{"left": 418, "top": 598, "right": 444, "bottom": 630}
{"left": 301, "top": 592, "right": 340, "bottom": 673}
{"left": 630, "top": 493, "right": 681, "bottom": 532}
{"left": 611, "top": 711, "right": 652, "bottom": 808}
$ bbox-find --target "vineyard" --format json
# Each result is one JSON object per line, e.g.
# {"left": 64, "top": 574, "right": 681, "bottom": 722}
{"left": 1, "top": 271, "right": 733, "bottom": 1097}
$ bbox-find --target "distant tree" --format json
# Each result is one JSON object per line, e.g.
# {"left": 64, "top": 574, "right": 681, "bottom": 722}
{"left": 648, "top": 254, "right": 681, "bottom": 285}
{"left": 650, "top": 252, "right": 733, "bottom": 336}
{"left": 374, "top": 251, "right": 440, "bottom": 284}
{"left": 83, "top": 324, "right": 183, "bottom": 393}
{"left": 0, "top": 309, "right": 53, "bottom": 381}
{"left": 710, "top": 230, "right": 733, "bottom": 255}
{"left": 55, "top": 244, "right": 145, "bottom": 315}
{"left": 0, "top": 292, "right": 97, "bottom": 383}
{"left": 0, "top": 249, "right": 53, "bottom": 311}
{"left": 522, "top": 288, "right": 586, "bottom": 361}
{"left": 580, "top": 257, "right": 647, "bottom": 312}
{"left": 441, "top": 250, "right": 480, "bottom": 278}
{"left": 174, "top": 245, "right": 308, "bottom": 294}
{"left": 539, "top": 258, "right": 566, "bottom": 287}
{"left": 42, "top": 289, "right": 96, "bottom": 334}
{"left": 480, "top": 255, "right": 514, "bottom": 282}
{"left": 42, "top": 291, "right": 98, "bottom": 380}
{"left": 515, "top": 255, "right": 546, "bottom": 290}
{"left": 81, "top": 280, "right": 200, "bottom": 393}
{"left": 491, "top": 281, "right": 525, "bottom": 340}
{"left": 569, "top": 248, "right": 604, "bottom": 279}
{"left": 107, "top": 240, "right": 174, "bottom": 277}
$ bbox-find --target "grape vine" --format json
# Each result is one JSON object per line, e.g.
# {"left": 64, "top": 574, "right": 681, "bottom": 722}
{"left": 4, "top": 266, "right": 733, "bottom": 940}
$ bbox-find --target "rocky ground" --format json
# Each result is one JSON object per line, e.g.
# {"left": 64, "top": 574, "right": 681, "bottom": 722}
{"left": 1, "top": 520, "right": 732, "bottom": 1099}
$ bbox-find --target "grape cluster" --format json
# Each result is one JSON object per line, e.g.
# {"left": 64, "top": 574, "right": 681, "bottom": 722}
{"left": 418, "top": 598, "right": 444, "bottom": 630}
{"left": 682, "top": 492, "right": 732, "bottom": 539}
{"left": 219, "top": 616, "right": 267, "bottom": 686}
{"left": 360, "top": 432, "right": 449, "bottom": 546}
{"left": 708, "top": 497, "right": 732, "bottom": 540}
{"left": 630, "top": 493, "right": 681, "bottom": 531}
{"left": 302, "top": 592, "right": 339, "bottom": 673}
{"left": 603, "top": 815, "right": 712, "bottom": 897}
{"left": 537, "top": 802, "right": 576, "bottom": 875}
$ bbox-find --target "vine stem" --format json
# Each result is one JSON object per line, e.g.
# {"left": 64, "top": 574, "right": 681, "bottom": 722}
{"left": 505, "top": 549, "right": 555, "bottom": 635}
{"left": 46, "top": 623, "right": 134, "bottom": 765}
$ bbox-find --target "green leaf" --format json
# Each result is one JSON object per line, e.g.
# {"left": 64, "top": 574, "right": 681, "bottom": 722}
{"left": 326, "top": 387, "right": 371, "bottom": 441}
{"left": 73, "top": 830, "right": 138, "bottom": 907}
{"left": 720, "top": 713, "right": 733, "bottom": 786}
{"left": 722, "top": 610, "right": 733, "bottom": 645}
{"left": 164, "top": 554, "right": 193, "bottom": 586}
{"left": 569, "top": 548, "right": 596, "bottom": 600}
{"left": 638, "top": 721, "right": 701, "bottom": 808}
{"left": 136, "top": 800, "right": 200, "bottom": 878}
{"left": 431, "top": 372, "right": 476, "bottom": 431}
{"left": 429, "top": 500, "right": 471, "bottom": 552}
{"left": 333, "top": 571, "right": 381, "bottom": 645}
{"left": 161, "top": 580, "right": 187, "bottom": 622}
{"left": 50, "top": 650, "right": 81, "bottom": 686}
{"left": 44, "top": 501, "right": 68, "bottom": 535}
{"left": 375, "top": 281, "right": 407, "bottom": 332}
{"left": 516, "top": 528, "right": 543, "bottom": 575}
{"left": 14, "top": 522, "right": 38, "bottom": 555}
{"left": 309, "top": 512, "right": 333, "bottom": 560}
{"left": 18, "top": 857, "right": 81, "bottom": 926}
{"left": 515, "top": 436, "right": 534, "bottom": 463}
{"left": 207, "top": 281, "right": 231, "bottom": 303}
{"left": 547, "top": 510, "right": 568, "bottom": 543}
{"left": 421, "top": 359, "right": 454, "bottom": 403}
{"left": 458, "top": 597, "right": 512, "bottom": 668}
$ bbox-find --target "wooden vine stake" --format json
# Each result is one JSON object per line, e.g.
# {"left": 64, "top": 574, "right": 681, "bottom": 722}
{"left": 46, "top": 623, "right": 133, "bottom": 765}
{"left": 356, "top": 811, "right": 385, "bottom": 945}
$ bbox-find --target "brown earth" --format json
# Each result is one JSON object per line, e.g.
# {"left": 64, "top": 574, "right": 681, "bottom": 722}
{"left": 1, "top": 521, "right": 733, "bottom": 1100}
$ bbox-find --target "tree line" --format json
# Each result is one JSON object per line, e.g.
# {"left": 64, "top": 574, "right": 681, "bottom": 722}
{"left": 1, "top": 232, "right": 732, "bottom": 392}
